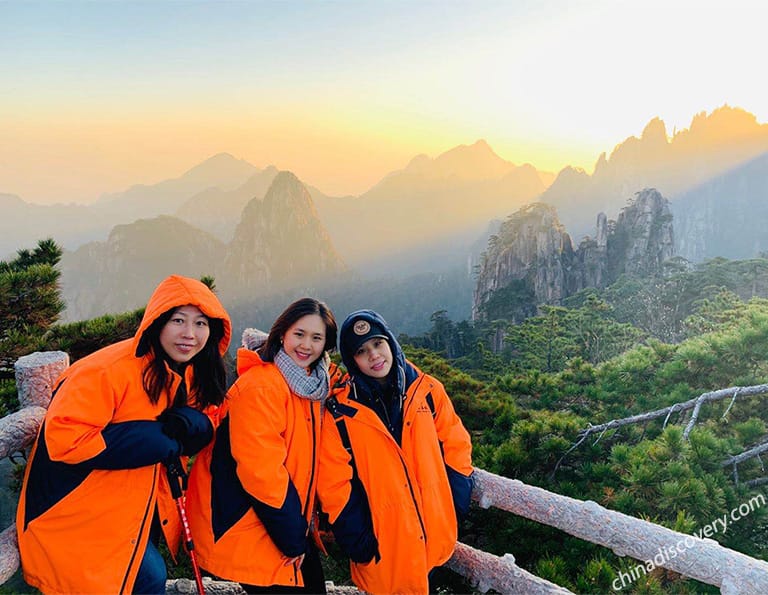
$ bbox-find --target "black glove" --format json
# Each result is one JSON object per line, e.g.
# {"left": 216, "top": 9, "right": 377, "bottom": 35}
{"left": 158, "top": 406, "right": 213, "bottom": 456}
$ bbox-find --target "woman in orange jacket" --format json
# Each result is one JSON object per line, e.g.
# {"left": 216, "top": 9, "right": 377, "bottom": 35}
{"left": 16, "top": 274, "right": 231, "bottom": 595}
{"left": 186, "top": 297, "right": 338, "bottom": 594}
{"left": 317, "top": 309, "right": 474, "bottom": 595}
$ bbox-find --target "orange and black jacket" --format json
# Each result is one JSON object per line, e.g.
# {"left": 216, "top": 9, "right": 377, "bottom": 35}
{"left": 16, "top": 275, "right": 231, "bottom": 595}
{"left": 317, "top": 310, "right": 474, "bottom": 595}
{"left": 186, "top": 346, "right": 340, "bottom": 587}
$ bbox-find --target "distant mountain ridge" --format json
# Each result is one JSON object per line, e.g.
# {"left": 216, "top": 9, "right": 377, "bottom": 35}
{"left": 400, "top": 139, "right": 553, "bottom": 183}
{"left": 61, "top": 216, "right": 226, "bottom": 320}
{"left": 0, "top": 152, "right": 261, "bottom": 259}
{"left": 7, "top": 107, "right": 766, "bottom": 266}
{"left": 540, "top": 106, "right": 768, "bottom": 240}
{"left": 317, "top": 139, "right": 553, "bottom": 266}
{"left": 2, "top": 141, "right": 554, "bottom": 269}
{"left": 7, "top": 105, "right": 768, "bottom": 326}
{"left": 95, "top": 152, "right": 258, "bottom": 211}
{"left": 60, "top": 171, "right": 346, "bottom": 321}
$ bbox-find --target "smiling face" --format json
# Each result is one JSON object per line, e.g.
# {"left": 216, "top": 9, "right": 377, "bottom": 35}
{"left": 281, "top": 314, "right": 327, "bottom": 369}
{"left": 353, "top": 336, "right": 393, "bottom": 383}
{"left": 159, "top": 305, "right": 211, "bottom": 364}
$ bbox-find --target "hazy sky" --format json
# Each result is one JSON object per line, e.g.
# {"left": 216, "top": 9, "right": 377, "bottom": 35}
{"left": 2, "top": 0, "right": 766, "bottom": 204}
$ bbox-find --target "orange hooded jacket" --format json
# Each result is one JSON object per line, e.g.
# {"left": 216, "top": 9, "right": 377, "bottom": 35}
{"left": 16, "top": 275, "right": 231, "bottom": 595}
{"left": 317, "top": 310, "right": 474, "bottom": 595}
{"left": 186, "top": 346, "right": 341, "bottom": 587}
{"left": 318, "top": 370, "right": 473, "bottom": 594}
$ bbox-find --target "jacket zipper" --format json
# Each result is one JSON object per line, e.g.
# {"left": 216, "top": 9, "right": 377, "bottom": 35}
{"left": 398, "top": 450, "right": 428, "bottom": 543}
{"left": 352, "top": 374, "right": 431, "bottom": 545}
{"left": 293, "top": 400, "right": 318, "bottom": 585}
{"left": 303, "top": 402, "right": 318, "bottom": 520}
{"left": 399, "top": 375, "right": 429, "bottom": 543}
{"left": 118, "top": 466, "right": 158, "bottom": 593}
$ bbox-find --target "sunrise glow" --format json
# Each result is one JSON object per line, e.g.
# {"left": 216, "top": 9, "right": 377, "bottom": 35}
{"left": 1, "top": 0, "right": 766, "bottom": 203}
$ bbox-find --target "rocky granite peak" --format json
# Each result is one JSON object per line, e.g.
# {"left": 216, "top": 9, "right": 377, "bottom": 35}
{"left": 472, "top": 189, "right": 675, "bottom": 320}
{"left": 223, "top": 171, "right": 345, "bottom": 292}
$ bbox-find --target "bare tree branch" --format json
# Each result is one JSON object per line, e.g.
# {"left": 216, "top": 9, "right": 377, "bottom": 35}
{"left": 746, "top": 477, "right": 768, "bottom": 489}
{"left": 683, "top": 398, "right": 706, "bottom": 439}
{"left": 722, "top": 440, "right": 768, "bottom": 468}
{"left": 611, "top": 385, "right": 765, "bottom": 438}
{"left": 721, "top": 388, "right": 741, "bottom": 420}
{"left": 555, "top": 384, "right": 768, "bottom": 473}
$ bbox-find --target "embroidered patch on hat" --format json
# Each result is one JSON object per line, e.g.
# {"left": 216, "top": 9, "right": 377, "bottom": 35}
{"left": 353, "top": 320, "right": 371, "bottom": 335}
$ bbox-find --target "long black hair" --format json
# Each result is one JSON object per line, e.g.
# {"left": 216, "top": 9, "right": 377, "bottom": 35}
{"left": 260, "top": 297, "right": 337, "bottom": 370}
{"left": 140, "top": 307, "right": 227, "bottom": 408}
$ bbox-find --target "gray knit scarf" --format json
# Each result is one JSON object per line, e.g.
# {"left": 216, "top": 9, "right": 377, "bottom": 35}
{"left": 274, "top": 348, "right": 330, "bottom": 402}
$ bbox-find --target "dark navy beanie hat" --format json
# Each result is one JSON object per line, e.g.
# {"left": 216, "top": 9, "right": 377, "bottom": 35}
{"left": 339, "top": 316, "right": 388, "bottom": 358}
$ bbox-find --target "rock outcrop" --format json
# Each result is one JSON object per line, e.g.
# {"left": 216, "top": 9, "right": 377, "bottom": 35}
{"left": 472, "top": 189, "right": 675, "bottom": 320}
{"left": 222, "top": 171, "right": 346, "bottom": 293}
{"left": 610, "top": 188, "right": 675, "bottom": 278}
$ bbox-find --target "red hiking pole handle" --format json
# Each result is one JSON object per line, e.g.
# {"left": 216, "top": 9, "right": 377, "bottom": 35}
{"left": 167, "top": 458, "right": 206, "bottom": 595}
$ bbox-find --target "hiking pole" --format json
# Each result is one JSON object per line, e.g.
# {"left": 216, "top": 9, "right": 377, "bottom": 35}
{"left": 166, "top": 457, "right": 206, "bottom": 595}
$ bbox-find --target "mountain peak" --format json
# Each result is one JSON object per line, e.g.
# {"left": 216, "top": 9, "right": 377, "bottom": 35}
{"left": 404, "top": 153, "right": 432, "bottom": 171}
{"left": 262, "top": 171, "right": 316, "bottom": 212}
{"left": 682, "top": 105, "right": 763, "bottom": 142}
{"left": 182, "top": 153, "right": 258, "bottom": 180}
{"left": 226, "top": 171, "right": 344, "bottom": 291}
{"left": 399, "top": 139, "right": 516, "bottom": 181}
{"left": 269, "top": 170, "right": 303, "bottom": 189}
{"left": 437, "top": 138, "right": 503, "bottom": 161}
{"left": 540, "top": 105, "right": 768, "bottom": 241}
{"left": 466, "top": 139, "right": 494, "bottom": 153}
{"left": 641, "top": 118, "right": 668, "bottom": 144}
{"left": 0, "top": 193, "right": 25, "bottom": 207}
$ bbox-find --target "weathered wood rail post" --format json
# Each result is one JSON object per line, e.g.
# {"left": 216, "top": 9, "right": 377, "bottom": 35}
{"left": 0, "top": 351, "right": 68, "bottom": 585}
{"left": 469, "top": 468, "right": 768, "bottom": 594}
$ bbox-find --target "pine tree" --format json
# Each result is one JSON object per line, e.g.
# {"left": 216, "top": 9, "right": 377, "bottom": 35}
{"left": 0, "top": 239, "right": 64, "bottom": 370}
{"left": 0, "top": 239, "right": 65, "bottom": 414}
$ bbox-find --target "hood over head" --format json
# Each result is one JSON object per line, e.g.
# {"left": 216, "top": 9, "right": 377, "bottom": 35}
{"left": 133, "top": 275, "right": 231, "bottom": 358}
{"left": 339, "top": 309, "right": 407, "bottom": 388}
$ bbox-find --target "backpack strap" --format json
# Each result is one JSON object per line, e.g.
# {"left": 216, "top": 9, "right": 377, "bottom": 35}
{"left": 424, "top": 391, "right": 436, "bottom": 418}
{"left": 327, "top": 387, "right": 437, "bottom": 467}
{"left": 326, "top": 395, "right": 358, "bottom": 472}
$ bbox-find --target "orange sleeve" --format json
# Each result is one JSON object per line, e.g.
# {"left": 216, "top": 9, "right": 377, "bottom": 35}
{"left": 228, "top": 372, "right": 291, "bottom": 509}
{"left": 44, "top": 364, "right": 116, "bottom": 463}
{"left": 431, "top": 379, "right": 474, "bottom": 475}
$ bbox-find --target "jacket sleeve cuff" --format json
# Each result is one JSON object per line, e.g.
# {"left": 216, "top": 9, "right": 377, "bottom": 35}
{"left": 447, "top": 465, "right": 474, "bottom": 520}
{"left": 250, "top": 480, "right": 308, "bottom": 557}
{"left": 330, "top": 478, "right": 379, "bottom": 563}
{"left": 86, "top": 421, "right": 181, "bottom": 469}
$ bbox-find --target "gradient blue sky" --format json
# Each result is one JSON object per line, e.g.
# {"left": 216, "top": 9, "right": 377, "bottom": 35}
{"left": 2, "top": 0, "right": 766, "bottom": 203}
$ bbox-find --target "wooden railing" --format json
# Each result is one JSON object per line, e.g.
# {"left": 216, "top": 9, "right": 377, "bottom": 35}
{"left": 3, "top": 352, "right": 768, "bottom": 594}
